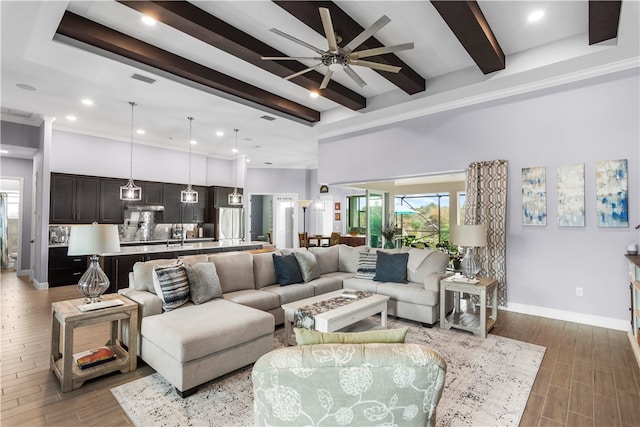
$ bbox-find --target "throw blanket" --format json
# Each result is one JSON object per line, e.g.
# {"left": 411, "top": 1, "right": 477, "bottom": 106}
{"left": 293, "top": 291, "right": 373, "bottom": 329}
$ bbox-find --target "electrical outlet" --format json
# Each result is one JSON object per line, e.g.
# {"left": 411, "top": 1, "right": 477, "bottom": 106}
{"left": 576, "top": 287, "right": 583, "bottom": 297}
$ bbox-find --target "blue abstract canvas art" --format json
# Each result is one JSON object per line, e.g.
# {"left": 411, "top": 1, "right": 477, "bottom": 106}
{"left": 557, "top": 163, "right": 585, "bottom": 227}
{"left": 522, "top": 166, "right": 546, "bottom": 226}
{"left": 596, "top": 159, "right": 628, "bottom": 227}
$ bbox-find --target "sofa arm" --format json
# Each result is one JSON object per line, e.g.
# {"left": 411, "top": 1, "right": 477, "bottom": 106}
{"left": 424, "top": 271, "right": 453, "bottom": 292}
{"left": 118, "top": 287, "right": 163, "bottom": 318}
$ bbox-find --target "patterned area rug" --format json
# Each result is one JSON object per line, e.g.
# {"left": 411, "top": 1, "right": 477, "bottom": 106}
{"left": 111, "top": 317, "right": 545, "bottom": 426}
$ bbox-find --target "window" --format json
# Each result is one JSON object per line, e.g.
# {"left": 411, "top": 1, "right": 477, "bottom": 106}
{"left": 395, "top": 193, "right": 450, "bottom": 247}
{"left": 5, "top": 192, "right": 19, "bottom": 219}
{"left": 346, "top": 195, "right": 366, "bottom": 233}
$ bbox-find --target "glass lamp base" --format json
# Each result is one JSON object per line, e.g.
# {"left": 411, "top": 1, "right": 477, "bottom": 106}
{"left": 461, "top": 247, "right": 480, "bottom": 279}
{"left": 77, "top": 256, "right": 110, "bottom": 303}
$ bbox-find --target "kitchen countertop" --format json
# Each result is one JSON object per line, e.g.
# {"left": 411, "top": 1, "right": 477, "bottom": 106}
{"left": 97, "top": 240, "right": 268, "bottom": 256}
{"left": 49, "top": 237, "right": 216, "bottom": 249}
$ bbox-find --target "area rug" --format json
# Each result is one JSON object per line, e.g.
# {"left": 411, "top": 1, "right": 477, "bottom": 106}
{"left": 111, "top": 317, "right": 545, "bottom": 426}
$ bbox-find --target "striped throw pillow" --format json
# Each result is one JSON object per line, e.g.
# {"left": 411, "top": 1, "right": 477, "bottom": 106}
{"left": 354, "top": 251, "right": 377, "bottom": 279}
{"left": 152, "top": 261, "right": 190, "bottom": 311}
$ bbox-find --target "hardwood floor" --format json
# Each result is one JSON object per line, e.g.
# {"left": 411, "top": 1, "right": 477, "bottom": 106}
{"left": 1, "top": 270, "right": 639, "bottom": 426}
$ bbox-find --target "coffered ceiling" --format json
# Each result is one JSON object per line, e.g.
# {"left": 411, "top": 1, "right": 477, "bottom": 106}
{"left": 1, "top": 1, "right": 637, "bottom": 169}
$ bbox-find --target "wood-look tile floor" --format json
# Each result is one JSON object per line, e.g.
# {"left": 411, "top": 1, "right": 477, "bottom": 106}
{"left": 1, "top": 270, "right": 639, "bottom": 426}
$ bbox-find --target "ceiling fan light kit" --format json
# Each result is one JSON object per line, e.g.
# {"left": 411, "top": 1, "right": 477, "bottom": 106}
{"left": 263, "top": 7, "right": 414, "bottom": 90}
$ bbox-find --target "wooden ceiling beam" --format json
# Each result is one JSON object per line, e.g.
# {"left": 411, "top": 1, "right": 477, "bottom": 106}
{"left": 119, "top": 1, "right": 365, "bottom": 110}
{"left": 54, "top": 11, "right": 320, "bottom": 124}
{"left": 589, "top": 0, "right": 622, "bottom": 45}
{"left": 274, "top": 0, "right": 425, "bottom": 95}
{"left": 430, "top": 0, "right": 505, "bottom": 74}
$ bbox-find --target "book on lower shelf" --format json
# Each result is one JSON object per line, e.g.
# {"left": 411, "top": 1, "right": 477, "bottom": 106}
{"left": 74, "top": 346, "right": 116, "bottom": 370}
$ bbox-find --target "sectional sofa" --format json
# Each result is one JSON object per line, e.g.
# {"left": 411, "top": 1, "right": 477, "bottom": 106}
{"left": 119, "top": 244, "right": 452, "bottom": 396}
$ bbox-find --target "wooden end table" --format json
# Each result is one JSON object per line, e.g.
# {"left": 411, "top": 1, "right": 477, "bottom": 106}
{"left": 50, "top": 293, "right": 138, "bottom": 392}
{"left": 440, "top": 276, "right": 498, "bottom": 338}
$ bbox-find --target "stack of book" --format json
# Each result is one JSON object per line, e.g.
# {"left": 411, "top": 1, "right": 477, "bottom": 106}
{"left": 74, "top": 346, "right": 116, "bottom": 370}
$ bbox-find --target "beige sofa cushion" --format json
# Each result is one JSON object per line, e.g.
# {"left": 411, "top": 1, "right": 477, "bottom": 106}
{"left": 253, "top": 251, "right": 279, "bottom": 289}
{"left": 209, "top": 252, "right": 255, "bottom": 293}
{"left": 338, "top": 244, "right": 368, "bottom": 273}
{"left": 406, "top": 248, "right": 448, "bottom": 284}
{"left": 141, "top": 298, "right": 274, "bottom": 363}
{"left": 308, "top": 245, "right": 339, "bottom": 274}
{"left": 132, "top": 258, "right": 179, "bottom": 294}
{"left": 178, "top": 254, "right": 210, "bottom": 265}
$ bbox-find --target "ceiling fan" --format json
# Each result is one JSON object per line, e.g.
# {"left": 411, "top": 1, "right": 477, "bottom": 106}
{"left": 262, "top": 7, "right": 414, "bottom": 89}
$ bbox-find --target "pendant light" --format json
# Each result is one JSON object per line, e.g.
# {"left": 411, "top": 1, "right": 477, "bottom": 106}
{"left": 120, "top": 102, "right": 142, "bottom": 201}
{"left": 228, "top": 128, "right": 243, "bottom": 205}
{"left": 181, "top": 116, "right": 198, "bottom": 203}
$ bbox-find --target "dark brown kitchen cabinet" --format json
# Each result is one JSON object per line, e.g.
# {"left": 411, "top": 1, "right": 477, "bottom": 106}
{"left": 50, "top": 173, "right": 99, "bottom": 224}
{"left": 125, "top": 180, "right": 163, "bottom": 206}
{"left": 212, "top": 186, "right": 243, "bottom": 208}
{"left": 48, "top": 247, "right": 88, "bottom": 287}
{"left": 99, "top": 178, "right": 124, "bottom": 224}
{"left": 182, "top": 186, "right": 206, "bottom": 223}
{"left": 162, "top": 183, "right": 184, "bottom": 223}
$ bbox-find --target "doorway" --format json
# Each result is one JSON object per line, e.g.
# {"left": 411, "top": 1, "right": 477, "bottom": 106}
{"left": 0, "top": 178, "right": 23, "bottom": 271}
{"left": 248, "top": 193, "right": 297, "bottom": 249}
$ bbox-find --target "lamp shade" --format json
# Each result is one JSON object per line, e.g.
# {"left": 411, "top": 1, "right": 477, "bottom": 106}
{"left": 68, "top": 224, "right": 121, "bottom": 255}
{"left": 453, "top": 224, "right": 487, "bottom": 247}
{"left": 298, "top": 200, "right": 313, "bottom": 209}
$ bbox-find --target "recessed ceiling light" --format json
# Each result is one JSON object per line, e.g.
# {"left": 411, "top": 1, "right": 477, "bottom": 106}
{"left": 0, "top": 149, "right": 9, "bottom": 154}
{"left": 136, "top": 129, "right": 145, "bottom": 135}
{"left": 528, "top": 10, "right": 544, "bottom": 22}
{"left": 310, "top": 92, "right": 319, "bottom": 98}
{"left": 232, "top": 148, "right": 238, "bottom": 153}
{"left": 216, "top": 131, "right": 224, "bottom": 137}
{"left": 141, "top": 15, "right": 156, "bottom": 26}
{"left": 66, "top": 115, "right": 77, "bottom": 121}
{"left": 81, "top": 99, "right": 94, "bottom": 106}
{"left": 190, "top": 140, "right": 197, "bottom": 145}
{"left": 16, "top": 83, "right": 36, "bottom": 91}
{"left": 246, "top": 158, "right": 251, "bottom": 163}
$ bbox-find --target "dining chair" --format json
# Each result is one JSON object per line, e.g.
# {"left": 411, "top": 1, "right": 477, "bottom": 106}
{"left": 328, "top": 231, "right": 340, "bottom": 246}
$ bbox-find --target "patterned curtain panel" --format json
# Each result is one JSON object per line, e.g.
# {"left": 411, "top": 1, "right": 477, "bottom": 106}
{"left": 0, "top": 193, "right": 8, "bottom": 269}
{"left": 464, "top": 160, "right": 508, "bottom": 306}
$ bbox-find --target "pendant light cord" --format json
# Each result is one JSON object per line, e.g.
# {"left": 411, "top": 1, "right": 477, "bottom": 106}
{"left": 128, "top": 102, "right": 137, "bottom": 180}
{"left": 188, "top": 117, "right": 194, "bottom": 187}
{"left": 233, "top": 128, "right": 239, "bottom": 191}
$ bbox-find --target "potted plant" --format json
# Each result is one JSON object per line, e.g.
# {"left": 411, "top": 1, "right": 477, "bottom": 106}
{"left": 381, "top": 222, "right": 397, "bottom": 249}
{"left": 436, "top": 240, "right": 462, "bottom": 270}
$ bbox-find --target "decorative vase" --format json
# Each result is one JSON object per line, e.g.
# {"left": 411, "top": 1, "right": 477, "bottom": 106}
{"left": 384, "top": 240, "right": 395, "bottom": 249}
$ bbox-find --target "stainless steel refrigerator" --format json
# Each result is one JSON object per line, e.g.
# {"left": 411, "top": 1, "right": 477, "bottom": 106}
{"left": 218, "top": 207, "right": 244, "bottom": 240}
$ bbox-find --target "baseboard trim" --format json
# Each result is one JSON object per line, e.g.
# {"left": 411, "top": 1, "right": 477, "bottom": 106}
{"left": 17, "top": 269, "right": 30, "bottom": 277}
{"left": 503, "top": 302, "right": 630, "bottom": 331}
{"left": 31, "top": 278, "right": 49, "bottom": 291}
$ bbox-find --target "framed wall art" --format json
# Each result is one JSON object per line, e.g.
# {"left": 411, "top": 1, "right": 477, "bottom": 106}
{"left": 522, "top": 166, "right": 547, "bottom": 226}
{"left": 557, "top": 163, "right": 585, "bottom": 227}
{"left": 596, "top": 159, "right": 628, "bottom": 227}
{"left": 334, "top": 212, "right": 341, "bottom": 221}
{"left": 334, "top": 202, "right": 341, "bottom": 211}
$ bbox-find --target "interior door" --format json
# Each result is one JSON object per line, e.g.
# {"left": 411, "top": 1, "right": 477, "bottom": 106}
{"left": 273, "top": 194, "right": 296, "bottom": 249}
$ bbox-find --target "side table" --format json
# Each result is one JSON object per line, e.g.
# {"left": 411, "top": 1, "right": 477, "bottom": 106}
{"left": 50, "top": 293, "right": 138, "bottom": 392}
{"left": 440, "top": 276, "right": 498, "bottom": 338}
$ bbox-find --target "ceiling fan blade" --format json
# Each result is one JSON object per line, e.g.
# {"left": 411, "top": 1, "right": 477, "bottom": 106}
{"left": 351, "top": 43, "right": 414, "bottom": 59}
{"left": 351, "top": 60, "right": 401, "bottom": 73}
{"left": 262, "top": 56, "right": 322, "bottom": 61}
{"left": 343, "top": 65, "right": 367, "bottom": 87}
{"left": 343, "top": 15, "right": 391, "bottom": 53}
{"left": 284, "top": 63, "right": 323, "bottom": 80}
{"left": 319, "top": 8, "right": 339, "bottom": 53}
{"left": 270, "top": 28, "right": 325, "bottom": 55}
{"left": 320, "top": 69, "right": 333, "bottom": 89}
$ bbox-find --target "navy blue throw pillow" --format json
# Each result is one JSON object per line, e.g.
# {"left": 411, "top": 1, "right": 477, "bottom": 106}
{"left": 373, "top": 251, "right": 409, "bottom": 283}
{"left": 272, "top": 253, "right": 303, "bottom": 286}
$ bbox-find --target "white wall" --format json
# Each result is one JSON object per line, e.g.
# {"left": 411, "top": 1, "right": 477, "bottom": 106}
{"left": 318, "top": 69, "right": 640, "bottom": 327}
{"left": 51, "top": 130, "right": 238, "bottom": 187}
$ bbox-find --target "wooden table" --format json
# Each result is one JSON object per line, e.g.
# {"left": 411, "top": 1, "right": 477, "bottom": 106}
{"left": 50, "top": 293, "right": 138, "bottom": 392}
{"left": 282, "top": 289, "right": 389, "bottom": 345}
{"left": 308, "top": 235, "right": 330, "bottom": 247}
{"left": 439, "top": 276, "right": 498, "bottom": 338}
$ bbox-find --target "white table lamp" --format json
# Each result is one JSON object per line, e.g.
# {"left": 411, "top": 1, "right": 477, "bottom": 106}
{"left": 68, "top": 223, "right": 121, "bottom": 302}
{"left": 453, "top": 224, "right": 487, "bottom": 278}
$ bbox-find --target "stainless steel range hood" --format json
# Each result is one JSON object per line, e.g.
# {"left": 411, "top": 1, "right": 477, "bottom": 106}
{"left": 126, "top": 205, "right": 165, "bottom": 211}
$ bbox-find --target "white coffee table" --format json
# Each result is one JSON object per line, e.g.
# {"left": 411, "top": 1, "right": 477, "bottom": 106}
{"left": 282, "top": 289, "right": 390, "bottom": 346}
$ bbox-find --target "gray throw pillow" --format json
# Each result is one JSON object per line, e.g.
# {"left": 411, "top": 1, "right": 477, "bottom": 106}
{"left": 272, "top": 253, "right": 303, "bottom": 285}
{"left": 183, "top": 262, "right": 222, "bottom": 304}
{"left": 354, "top": 251, "right": 377, "bottom": 279}
{"left": 294, "top": 251, "right": 321, "bottom": 283}
{"left": 373, "top": 251, "right": 409, "bottom": 283}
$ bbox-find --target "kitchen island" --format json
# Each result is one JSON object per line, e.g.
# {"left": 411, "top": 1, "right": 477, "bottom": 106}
{"left": 98, "top": 240, "right": 270, "bottom": 292}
